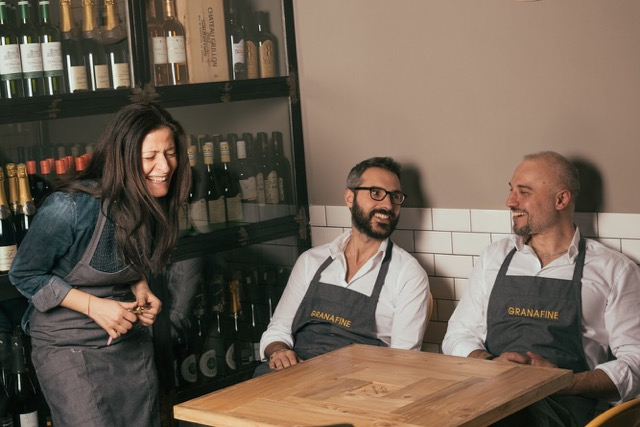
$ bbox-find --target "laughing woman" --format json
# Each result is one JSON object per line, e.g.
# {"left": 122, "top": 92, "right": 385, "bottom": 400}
{"left": 9, "top": 102, "right": 191, "bottom": 427}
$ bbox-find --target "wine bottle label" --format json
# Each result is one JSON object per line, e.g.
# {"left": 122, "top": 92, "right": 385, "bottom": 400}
{"left": 246, "top": 40, "right": 258, "bottom": 79}
{"left": 166, "top": 35, "right": 186, "bottom": 63}
{"left": 94, "top": 64, "right": 110, "bottom": 89}
{"left": 199, "top": 349, "right": 218, "bottom": 378}
{"left": 67, "top": 65, "right": 88, "bottom": 92}
{"left": 189, "top": 198, "right": 208, "bottom": 233}
{"left": 256, "top": 172, "right": 266, "bottom": 206}
{"left": 226, "top": 194, "right": 243, "bottom": 222}
{"left": 208, "top": 198, "right": 225, "bottom": 225}
{"left": 0, "top": 245, "right": 17, "bottom": 272}
{"left": 239, "top": 176, "right": 257, "bottom": 201}
{"left": 152, "top": 36, "right": 168, "bottom": 64}
{"left": 278, "top": 177, "right": 285, "bottom": 203}
{"left": 111, "top": 62, "right": 131, "bottom": 88}
{"left": 265, "top": 171, "right": 279, "bottom": 204}
{"left": 19, "top": 411, "right": 39, "bottom": 427}
{"left": 41, "top": 41, "right": 63, "bottom": 74}
{"left": 231, "top": 40, "right": 245, "bottom": 65}
{"left": 19, "top": 43, "right": 44, "bottom": 75}
{"left": 259, "top": 40, "right": 276, "bottom": 78}
{"left": 0, "top": 45, "right": 23, "bottom": 78}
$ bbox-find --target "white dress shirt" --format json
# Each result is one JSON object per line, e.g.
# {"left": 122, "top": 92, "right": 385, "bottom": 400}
{"left": 260, "top": 230, "right": 430, "bottom": 359}
{"left": 442, "top": 228, "right": 640, "bottom": 404}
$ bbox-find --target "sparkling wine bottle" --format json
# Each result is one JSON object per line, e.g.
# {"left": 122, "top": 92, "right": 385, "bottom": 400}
{"left": 81, "top": 0, "right": 110, "bottom": 91}
{"left": 0, "top": 167, "right": 17, "bottom": 274}
{"left": 102, "top": 0, "right": 130, "bottom": 89}
{"left": 59, "top": 0, "right": 88, "bottom": 93}
{"left": 15, "top": 164, "right": 37, "bottom": 246}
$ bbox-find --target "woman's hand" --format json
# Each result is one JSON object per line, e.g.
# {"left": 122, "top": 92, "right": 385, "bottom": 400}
{"left": 130, "top": 277, "right": 162, "bottom": 327}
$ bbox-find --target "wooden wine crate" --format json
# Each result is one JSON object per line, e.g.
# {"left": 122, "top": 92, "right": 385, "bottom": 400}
{"left": 175, "top": 0, "right": 230, "bottom": 83}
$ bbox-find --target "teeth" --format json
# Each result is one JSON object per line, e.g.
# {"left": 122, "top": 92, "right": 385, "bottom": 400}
{"left": 512, "top": 211, "right": 526, "bottom": 217}
{"left": 148, "top": 176, "right": 167, "bottom": 182}
{"left": 374, "top": 212, "right": 390, "bottom": 219}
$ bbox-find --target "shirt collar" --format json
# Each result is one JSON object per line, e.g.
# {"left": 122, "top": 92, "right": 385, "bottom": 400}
{"left": 511, "top": 226, "right": 583, "bottom": 261}
{"left": 331, "top": 230, "right": 389, "bottom": 261}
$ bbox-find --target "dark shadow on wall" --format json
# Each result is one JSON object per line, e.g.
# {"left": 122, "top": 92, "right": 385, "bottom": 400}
{"left": 570, "top": 157, "right": 604, "bottom": 213}
{"left": 400, "top": 166, "right": 430, "bottom": 209}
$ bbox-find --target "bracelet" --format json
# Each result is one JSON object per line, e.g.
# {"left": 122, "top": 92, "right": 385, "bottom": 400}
{"left": 269, "top": 348, "right": 289, "bottom": 361}
{"left": 87, "top": 295, "right": 92, "bottom": 319}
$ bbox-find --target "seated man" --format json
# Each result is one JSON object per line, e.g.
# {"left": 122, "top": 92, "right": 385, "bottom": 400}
{"left": 255, "top": 157, "right": 430, "bottom": 376}
{"left": 443, "top": 151, "right": 640, "bottom": 426}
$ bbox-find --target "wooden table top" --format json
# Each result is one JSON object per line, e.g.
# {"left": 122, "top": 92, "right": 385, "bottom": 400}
{"left": 174, "top": 344, "right": 572, "bottom": 427}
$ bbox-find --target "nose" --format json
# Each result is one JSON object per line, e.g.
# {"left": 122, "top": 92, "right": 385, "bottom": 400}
{"left": 506, "top": 191, "right": 518, "bottom": 208}
{"left": 154, "top": 154, "right": 171, "bottom": 173}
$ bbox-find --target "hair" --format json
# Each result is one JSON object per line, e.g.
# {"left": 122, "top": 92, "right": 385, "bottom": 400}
{"left": 523, "top": 151, "right": 580, "bottom": 204}
{"left": 62, "top": 102, "right": 191, "bottom": 275}
{"left": 346, "top": 157, "right": 402, "bottom": 189}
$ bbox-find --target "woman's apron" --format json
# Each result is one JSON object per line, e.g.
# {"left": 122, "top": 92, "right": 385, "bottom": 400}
{"left": 254, "top": 242, "right": 392, "bottom": 377}
{"left": 29, "top": 208, "right": 160, "bottom": 427}
{"left": 486, "top": 238, "right": 597, "bottom": 427}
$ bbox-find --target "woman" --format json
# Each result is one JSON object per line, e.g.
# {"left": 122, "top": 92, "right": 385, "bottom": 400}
{"left": 9, "top": 102, "right": 191, "bottom": 426}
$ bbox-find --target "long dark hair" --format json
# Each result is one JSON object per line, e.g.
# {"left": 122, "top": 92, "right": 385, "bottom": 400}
{"left": 63, "top": 102, "right": 191, "bottom": 275}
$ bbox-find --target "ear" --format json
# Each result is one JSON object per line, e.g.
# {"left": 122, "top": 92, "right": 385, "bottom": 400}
{"left": 345, "top": 188, "right": 354, "bottom": 209}
{"left": 555, "top": 190, "right": 571, "bottom": 211}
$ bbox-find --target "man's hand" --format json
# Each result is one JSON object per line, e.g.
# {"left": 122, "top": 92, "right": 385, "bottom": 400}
{"left": 265, "top": 342, "right": 303, "bottom": 371}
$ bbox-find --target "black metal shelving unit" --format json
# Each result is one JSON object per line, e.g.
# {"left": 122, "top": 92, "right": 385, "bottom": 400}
{"left": 0, "top": 0, "right": 309, "bottom": 425}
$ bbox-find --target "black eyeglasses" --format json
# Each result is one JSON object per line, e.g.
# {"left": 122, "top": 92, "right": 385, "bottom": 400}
{"left": 351, "top": 187, "right": 407, "bottom": 205}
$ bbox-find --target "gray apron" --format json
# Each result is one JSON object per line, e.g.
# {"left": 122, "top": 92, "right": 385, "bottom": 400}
{"left": 253, "top": 241, "right": 392, "bottom": 377}
{"left": 486, "top": 237, "right": 596, "bottom": 427}
{"left": 29, "top": 207, "right": 160, "bottom": 427}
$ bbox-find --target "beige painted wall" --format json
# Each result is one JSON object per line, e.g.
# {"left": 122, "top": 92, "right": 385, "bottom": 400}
{"left": 293, "top": 0, "right": 640, "bottom": 213}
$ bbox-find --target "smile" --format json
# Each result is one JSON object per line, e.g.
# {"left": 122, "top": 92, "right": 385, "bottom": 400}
{"left": 148, "top": 176, "right": 168, "bottom": 182}
{"left": 512, "top": 211, "right": 526, "bottom": 218}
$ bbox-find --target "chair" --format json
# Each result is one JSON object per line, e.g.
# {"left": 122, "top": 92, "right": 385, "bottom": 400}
{"left": 584, "top": 397, "right": 640, "bottom": 427}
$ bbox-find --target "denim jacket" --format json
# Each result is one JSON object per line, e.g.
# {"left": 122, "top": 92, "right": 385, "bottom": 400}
{"left": 9, "top": 190, "right": 106, "bottom": 331}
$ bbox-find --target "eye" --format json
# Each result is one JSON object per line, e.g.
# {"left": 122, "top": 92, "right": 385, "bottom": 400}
{"left": 370, "top": 187, "right": 383, "bottom": 198}
{"left": 390, "top": 192, "right": 403, "bottom": 203}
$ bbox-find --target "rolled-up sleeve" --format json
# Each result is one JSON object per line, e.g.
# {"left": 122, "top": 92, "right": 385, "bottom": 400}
{"left": 9, "top": 192, "right": 77, "bottom": 312}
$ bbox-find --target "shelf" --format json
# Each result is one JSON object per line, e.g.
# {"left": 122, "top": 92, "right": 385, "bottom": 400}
{"left": 0, "top": 77, "right": 292, "bottom": 125}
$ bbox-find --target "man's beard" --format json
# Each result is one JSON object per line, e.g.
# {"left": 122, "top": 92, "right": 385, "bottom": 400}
{"left": 513, "top": 222, "right": 531, "bottom": 236}
{"left": 351, "top": 198, "right": 398, "bottom": 240}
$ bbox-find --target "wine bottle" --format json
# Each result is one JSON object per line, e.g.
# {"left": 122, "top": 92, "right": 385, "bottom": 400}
{"left": 81, "top": 0, "right": 110, "bottom": 91}
{"left": 15, "top": 164, "right": 37, "bottom": 246}
{"left": 10, "top": 330, "right": 39, "bottom": 427}
{"left": 243, "top": 9, "right": 258, "bottom": 79}
{"left": 59, "top": 0, "right": 88, "bottom": 93}
{"left": 5, "top": 164, "right": 19, "bottom": 219}
{"left": 0, "top": 353, "right": 11, "bottom": 427}
{"left": 146, "top": 0, "right": 168, "bottom": 86}
{"left": 102, "top": 0, "right": 130, "bottom": 89}
{"left": 0, "top": 333, "right": 11, "bottom": 389}
{"left": 271, "top": 131, "right": 293, "bottom": 204}
{"left": 219, "top": 140, "right": 243, "bottom": 224}
{"left": 16, "top": 0, "right": 45, "bottom": 97}
{"left": 202, "top": 141, "right": 225, "bottom": 228}
{"left": 161, "top": 0, "right": 188, "bottom": 85}
{"left": 37, "top": 160, "right": 52, "bottom": 202}
{"left": 0, "top": 0, "right": 25, "bottom": 99}
{"left": 24, "top": 161, "right": 41, "bottom": 208}
{"left": 226, "top": 0, "right": 246, "bottom": 80}
{"left": 0, "top": 168, "right": 17, "bottom": 274}
{"left": 187, "top": 141, "right": 207, "bottom": 234}
{"left": 37, "top": 0, "right": 63, "bottom": 95}
{"left": 255, "top": 11, "right": 276, "bottom": 78}
{"left": 257, "top": 132, "right": 278, "bottom": 205}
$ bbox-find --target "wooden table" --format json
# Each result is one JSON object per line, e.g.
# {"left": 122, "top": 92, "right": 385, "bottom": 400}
{"left": 174, "top": 344, "right": 572, "bottom": 427}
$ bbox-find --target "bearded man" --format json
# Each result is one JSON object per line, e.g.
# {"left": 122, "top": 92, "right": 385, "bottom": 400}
{"left": 255, "top": 157, "right": 430, "bottom": 376}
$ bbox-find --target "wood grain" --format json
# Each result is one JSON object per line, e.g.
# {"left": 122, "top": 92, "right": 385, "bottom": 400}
{"left": 174, "top": 344, "right": 572, "bottom": 427}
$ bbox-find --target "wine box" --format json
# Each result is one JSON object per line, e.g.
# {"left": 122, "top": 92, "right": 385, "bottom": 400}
{"left": 175, "top": 0, "right": 230, "bottom": 83}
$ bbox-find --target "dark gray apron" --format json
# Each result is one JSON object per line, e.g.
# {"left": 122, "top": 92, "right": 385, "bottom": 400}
{"left": 29, "top": 206, "right": 160, "bottom": 427}
{"left": 253, "top": 241, "right": 392, "bottom": 377}
{"left": 486, "top": 237, "right": 597, "bottom": 427}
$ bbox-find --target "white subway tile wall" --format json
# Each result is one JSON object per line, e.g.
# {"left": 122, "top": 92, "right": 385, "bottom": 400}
{"left": 309, "top": 206, "right": 640, "bottom": 354}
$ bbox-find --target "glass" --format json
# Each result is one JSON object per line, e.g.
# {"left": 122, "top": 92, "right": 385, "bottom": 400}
{"left": 351, "top": 186, "right": 407, "bottom": 205}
